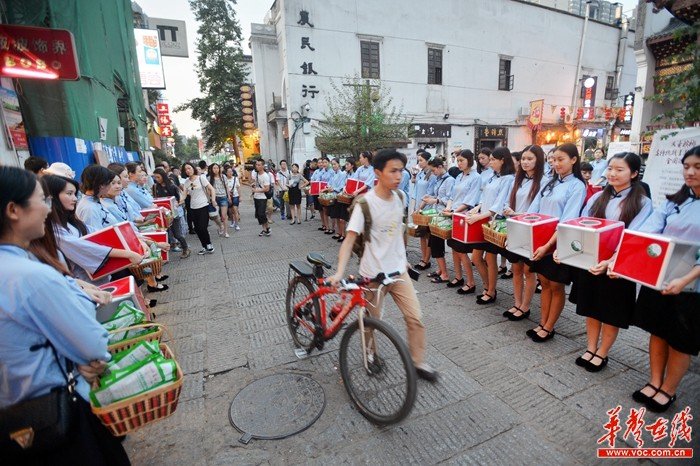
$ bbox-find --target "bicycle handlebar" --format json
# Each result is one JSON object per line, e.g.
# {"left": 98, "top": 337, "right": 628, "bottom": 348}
{"left": 322, "top": 271, "right": 401, "bottom": 288}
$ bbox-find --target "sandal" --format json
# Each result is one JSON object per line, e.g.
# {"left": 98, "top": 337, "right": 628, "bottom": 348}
{"left": 476, "top": 291, "right": 497, "bottom": 305}
{"left": 632, "top": 383, "right": 660, "bottom": 404}
{"left": 507, "top": 307, "right": 531, "bottom": 321}
{"left": 531, "top": 327, "right": 555, "bottom": 343}
{"left": 575, "top": 350, "right": 596, "bottom": 367}
{"left": 457, "top": 285, "right": 476, "bottom": 295}
{"left": 431, "top": 276, "right": 448, "bottom": 284}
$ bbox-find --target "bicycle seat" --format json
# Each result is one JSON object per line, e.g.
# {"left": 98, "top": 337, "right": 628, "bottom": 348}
{"left": 307, "top": 252, "right": 332, "bottom": 269}
{"left": 290, "top": 260, "right": 314, "bottom": 278}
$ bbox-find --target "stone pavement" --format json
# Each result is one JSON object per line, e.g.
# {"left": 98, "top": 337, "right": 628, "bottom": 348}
{"left": 124, "top": 187, "right": 699, "bottom": 465}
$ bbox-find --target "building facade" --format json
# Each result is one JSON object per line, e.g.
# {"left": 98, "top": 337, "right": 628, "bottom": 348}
{"left": 250, "top": 0, "right": 637, "bottom": 165}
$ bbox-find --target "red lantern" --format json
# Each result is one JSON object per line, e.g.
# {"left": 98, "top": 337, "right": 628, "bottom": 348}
{"left": 618, "top": 108, "right": 626, "bottom": 121}
{"left": 560, "top": 107, "right": 566, "bottom": 120}
{"left": 576, "top": 108, "right": 584, "bottom": 120}
{"left": 605, "top": 107, "right": 612, "bottom": 120}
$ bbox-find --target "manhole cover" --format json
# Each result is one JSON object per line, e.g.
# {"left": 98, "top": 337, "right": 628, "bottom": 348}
{"left": 229, "top": 373, "right": 325, "bottom": 443}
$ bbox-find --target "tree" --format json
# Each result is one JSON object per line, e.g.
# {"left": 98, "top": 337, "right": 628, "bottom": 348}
{"left": 315, "top": 76, "right": 412, "bottom": 157}
{"left": 176, "top": 0, "right": 247, "bottom": 151}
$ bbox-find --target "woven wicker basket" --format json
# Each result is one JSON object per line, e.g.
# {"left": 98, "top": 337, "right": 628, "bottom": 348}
{"left": 482, "top": 224, "right": 508, "bottom": 248}
{"left": 128, "top": 257, "right": 163, "bottom": 280}
{"left": 337, "top": 193, "right": 353, "bottom": 204}
{"left": 92, "top": 343, "right": 183, "bottom": 436}
{"left": 107, "top": 322, "right": 165, "bottom": 354}
{"left": 318, "top": 195, "right": 336, "bottom": 206}
{"left": 429, "top": 224, "right": 452, "bottom": 240}
{"left": 411, "top": 212, "right": 435, "bottom": 226}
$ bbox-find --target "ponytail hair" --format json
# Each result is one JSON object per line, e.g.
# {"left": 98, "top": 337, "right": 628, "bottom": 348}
{"left": 588, "top": 152, "right": 645, "bottom": 227}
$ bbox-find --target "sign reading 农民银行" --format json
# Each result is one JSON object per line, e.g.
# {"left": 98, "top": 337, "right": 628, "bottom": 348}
{"left": 0, "top": 25, "right": 80, "bottom": 80}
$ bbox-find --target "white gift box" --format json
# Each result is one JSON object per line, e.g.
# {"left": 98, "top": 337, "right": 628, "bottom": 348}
{"left": 611, "top": 230, "right": 699, "bottom": 291}
{"left": 505, "top": 213, "right": 559, "bottom": 259}
{"left": 556, "top": 217, "right": 625, "bottom": 270}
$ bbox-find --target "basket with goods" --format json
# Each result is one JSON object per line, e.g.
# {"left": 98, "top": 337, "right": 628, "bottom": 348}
{"left": 412, "top": 207, "right": 440, "bottom": 226}
{"left": 337, "top": 192, "right": 354, "bottom": 204}
{"left": 407, "top": 223, "right": 420, "bottom": 237}
{"left": 428, "top": 216, "right": 453, "bottom": 240}
{"left": 128, "top": 244, "right": 164, "bottom": 280}
{"left": 318, "top": 192, "right": 337, "bottom": 206}
{"left": 90, "top": 342, "right": 183, "bottom": 436}
{"left": 101, "top": 301, "right": 164, "bottom": 354}
{"left": 482, "top": 216, "right": 508, "bottom": 248}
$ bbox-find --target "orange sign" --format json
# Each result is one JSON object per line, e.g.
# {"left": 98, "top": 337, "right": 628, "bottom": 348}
{"left": 528, "top": 99, "right": 544, "bottom": 130}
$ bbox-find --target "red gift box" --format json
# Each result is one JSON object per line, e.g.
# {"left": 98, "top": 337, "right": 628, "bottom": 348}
{"left": 153, "top": 196, "right": 177, "bottom": 214}
{"left": 451, "top": 213, "right": 489, "bottom": 243}
{"left": 344, "top": 179, "right": 365, "bottom": 194}
{"left": 97, "top": 276, "right": 149, "bottom": 323}
{"left": 83, "top": 222, "right": 144, "bottom": 280}
{"left": 141, "top": 231, "right": 169, "bottom": 262}
{"left": 556, "top": 217, "right": 625, "bottom": 270}
{"left": 310, "top": 181, "right": 328, "bottom": 196}
{"left": 140, "top": 207, "right": 167, "bottom": 229}
{"left": 591, "top": 185, "right": 603, "bottom": 194}
{"left": 506, "top": 213, "right": 559, "bottom": 259}
{"left": 611, "top": 231, "right": 699, "bottom": 291}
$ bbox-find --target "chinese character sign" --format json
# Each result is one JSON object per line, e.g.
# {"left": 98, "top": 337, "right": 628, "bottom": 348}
{"left": 0, "top": 25, "right": 79, "bottom": 80}
{"left": 134, "top": 29, "right": 165, "bottom": 89}
{"left": 645, "top": 127, "right": 700, "bottom": 208}
{"left": 528, "top": 99, "right": 544, "bottom": 130}
{"left": 156, "top": 100, "right": 172, "bottom": 138}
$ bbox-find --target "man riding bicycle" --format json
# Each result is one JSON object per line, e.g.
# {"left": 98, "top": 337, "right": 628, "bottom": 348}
{"left": 328, "top": 149, "right": 439, "bottom": 382}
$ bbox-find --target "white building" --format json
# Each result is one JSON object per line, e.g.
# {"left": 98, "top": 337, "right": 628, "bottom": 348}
{"left": 250, "top": 0, "right": 637, "bottom": 165}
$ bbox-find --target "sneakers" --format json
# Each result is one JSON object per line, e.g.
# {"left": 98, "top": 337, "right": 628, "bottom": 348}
{"left": 234, "top": 224, "right": 240, "bottom": 231}
{"left": 415, "top": 363, "right": 439, "bottom": 383}
{"left": 197, "top": 248, "right": 207, "bottom": 255}
{"left": 264, "top": 229, "right": 271, "bottom": 236}
{"left": 206, "top": 245, "right": 215, "bottom": 254}
{"left": 171, "top": 245, "right": 182, "bottom": 252}
{"left": 281, "top": 215, "right": 286, "bottom": 220}
{"left": 229, "top": 222, "right": 235, "bottom": 227}
{"left": 181, "top": 249, "right": 191, "bottom": 259}
{"left": 224, "top": 233, "right": 230, "bottom": 238}
{"left": 259, "top": 230, "right": 265, "bottom": 237}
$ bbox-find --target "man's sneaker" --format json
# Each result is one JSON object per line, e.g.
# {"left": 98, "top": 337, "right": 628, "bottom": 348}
{"left": 172, "top": 246, "right": 182, "bottom": 252}
{"left": 224, "top": 233, "right": 230, "bottom": 238}
{"left": 264, "top": 229, "right": 271, "bottom": 236}
{"left": 259, "top": 230, "right": 265, "bottom": 236}
{"left": 235, "top": 224, "right": 240, "bottom": 231}
{"left": 197, "top": 248, "right": 207, "bottom": 255}
{"left": 415, "top": 363, "right": 439, "bottom": 383}
{"left": 229, "top": 222, "right": 235, "bottom": 227}
{"left": 206, "top": 245, "right": 215, "bottom": 254}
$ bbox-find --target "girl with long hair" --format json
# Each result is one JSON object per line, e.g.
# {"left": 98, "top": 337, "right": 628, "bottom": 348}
{"left": 628, "top": 146, "right": 700, "bottom": 412}
{"left": 526, "top": 143, "right": 586, "bottom": 342}
{"left": 208, "top": 163, "right": 230, "bottom": 237}
{"left": 467, "top": 147, "right": 516, "bottom": 304}
{"left": 182, "top": 162, "right": 216, "bottom": 254}
{"left": 444, "top": 149, "right": 482, "bottom": 294}
{"left": 287, "top": 162, "right": 309, "bottom": 224}
{"left": 224, "top": 165, "right": 241, "bottom": 230}
{"left": 153, "top": 167, "right": 190, "bottom": 258}
{"left": 502, "top": 145, "right": 545, "bottom": 320}
{"left": 412, "top": 151, "right": 435, "bottom": 270}
{"left": 421, "top": 157, "right": 455, "bottom": 283}
{"left": 566, "top": 152, "right": 652, "bottom": 371}
{"left": 327, "top": 158, "right": 348, "bottom": 241}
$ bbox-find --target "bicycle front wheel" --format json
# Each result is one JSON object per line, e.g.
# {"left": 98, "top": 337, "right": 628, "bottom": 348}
{"left": 338, "top": 316, "right": 417, "bottom": 425}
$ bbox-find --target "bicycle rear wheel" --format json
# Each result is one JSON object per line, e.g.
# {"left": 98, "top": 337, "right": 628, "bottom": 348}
{"left": 338, "top": 316, "right": 417, "bottom": 425}
{"left": 285, "top": 276, "right": 320, "bottom": 351}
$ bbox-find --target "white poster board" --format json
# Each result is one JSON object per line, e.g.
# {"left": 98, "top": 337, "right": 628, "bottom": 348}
{"left": 606, "top": 141, "right": 632, "bottom": 160}
{"left": 644, "top": 127, "right": 700, "bottom": 208}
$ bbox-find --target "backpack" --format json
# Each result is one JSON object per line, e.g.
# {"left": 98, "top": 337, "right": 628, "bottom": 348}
{"left": 349, "top": 190, "right": 407, "bottom": 259}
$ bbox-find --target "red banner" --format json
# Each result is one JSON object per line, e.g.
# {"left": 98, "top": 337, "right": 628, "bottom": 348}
{"left": 0, "top": 25, "right": 79, "bottom": 80}
{"left": 156, "top": 103, "right": 169, "bottom": 115}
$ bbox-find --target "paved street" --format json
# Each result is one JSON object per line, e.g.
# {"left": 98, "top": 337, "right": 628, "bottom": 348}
{"left": 124, "top": 187, "right": 699, "bottom": 465}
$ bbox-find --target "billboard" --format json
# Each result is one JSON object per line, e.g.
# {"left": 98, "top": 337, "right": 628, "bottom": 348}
{"left": 148, "top": 18, "right": 189, "bottom": 58}
{"left": 0, "top": 25, "right": 80, "bottom": 80}
{"left": 134, "top": 29, "right": 165, "bottom": 89}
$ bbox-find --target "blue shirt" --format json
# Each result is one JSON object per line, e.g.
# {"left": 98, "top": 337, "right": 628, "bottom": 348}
{"left": 528, "top": 173, "right": 587, "bottom": 222}
{"left": 480, "top": 173, "right": 512, "bottom": 215}
{"left": 55, "top": 223, "right": 112, "bottom": 284}
{"left": 310, "top": 168, "right": 322, "bottom": 182}
{"left": 116, "top": 191, "right": 142, "bottom": 222}
{"left": 329, "top": 169, "right": 348, "bottom": 192}
{"left": 452, "top": 171, "right": 482, "bottom": 209}
{"left": 102, "top": 197, "right": 129, "bottom": 223}
{"left": 76, "top": 195, "right": 118, "bottom": 231}
{"left": 478, "top": 167, "right": 494, "bottom": 190}
{"left": 399, "top": 170, "right": 411, "bottom": 201}
{"left": 125, "top": 182, "right": 153, "bottom": 209}
{"left": 353, "top": 165, "right": 375, "bottom": 190}
{"left": 0, "top": 245, "right": 110, "bottom": 406}
{"left": 319, "top": 168, "right": 334, "bottom": 183}
{"left": 412, "top": 169, "right": 433, "bottom": 203}
{"left": 428, "top": 173, "right": 455, "bottom": 209}
{"left": 581, "top": 186, "right": 653, "bottom": 230}
{"left": 590, "top": 159, "right": 607, "bottom": 185}
{"left": 640, "top": 196, "right": 700, "bottom": 292}
{"left": 509, "top": 176, "right": 542, "bottom": 213}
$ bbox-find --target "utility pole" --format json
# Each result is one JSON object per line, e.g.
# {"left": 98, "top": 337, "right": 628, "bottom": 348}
{"left": 571, "top": 1, "right": 592, "bottom": 110}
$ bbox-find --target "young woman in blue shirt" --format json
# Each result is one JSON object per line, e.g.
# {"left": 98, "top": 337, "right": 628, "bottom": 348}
{"left": 421, "top": 157, "right": 455, "bottom": 283}
{"left": 412, "top": 151, "right": 435, "bottom": 270}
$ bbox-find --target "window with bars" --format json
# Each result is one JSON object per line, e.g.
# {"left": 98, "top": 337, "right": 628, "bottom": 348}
{"left": 360, "top": 41, "right": 380, "bottom": 79}
{"left": 604, "top": 75, "right": 617, "bottom": 100}
{"left": 498, "top": 58, "right": 513, "bottom": 91}
{"left": 428, "top": 48, "right": 443, "bottom": 85}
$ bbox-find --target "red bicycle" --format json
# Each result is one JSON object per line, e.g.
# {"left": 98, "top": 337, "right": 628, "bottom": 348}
{"left": 286, "top": 253, "right": 417, "bottom": 425}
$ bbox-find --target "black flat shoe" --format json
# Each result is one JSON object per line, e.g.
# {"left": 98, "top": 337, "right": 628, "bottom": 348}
{"left": 585, "top": 353, "right": 608, "bottom": 372}
{"left": 500, "top": 271, "right": 513, "bottom": 279}
{"left": 337, "top": 236, "right": 345, "bottom": 242}
{"left": 457, "top": 285, "right": 476, "bottom": 295}
{"left": 426, "top": 271, "right": 440, "bottom": 278}
{"left": 535, "top": 280, "right": 542, "bottom": 294}
{"left": 331, "top": 234, "right": 341, "bottom": 239}
{"left": 324, "top": 229, "right": 335, "bottom": 235}
{"left": 526, "top": 325, "right": 543, "bottom": 338}
{"left": 147, "top": 284, "right": 169, "bottom": 292}
{"left": 646, "top": 389, "right": 677, "bottom": 413}
{"left": 575, "top": 350, "right": 596, "bottom": 367}
{"left": 476, "top": 292, "right": 496, "bottom": 305}
{"left": 318, "top": 226, "right": 326, "bottom": 231}
{"left": 531, "top": 328, "right": 555, "bottom": 343}
{"left": 503, "top": 306, "right": 518, "bottom": 318}
{"left": 431, "top": 276, "right": 448, "bottom": 284}
{"left": 414, "top": 261, "right": 431, "bottom": 270}
{"left": 497, "top": 266, "right": 507, "bottom": 274}
{"left": 632, "top": 383, "right": 659, "bottom": 404}
{"left": 446, "top": 278, "right": 464, "bottom": 288}
{"left": 155, "top": 275, "right": 169, "bottom": 282}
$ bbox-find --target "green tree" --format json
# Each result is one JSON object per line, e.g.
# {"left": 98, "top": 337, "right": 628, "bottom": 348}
{"left": 176, "top": 0, "right": 247, "bottom": 151}
{"left": 315, "top": 76, "right": 412, "bottom": 157}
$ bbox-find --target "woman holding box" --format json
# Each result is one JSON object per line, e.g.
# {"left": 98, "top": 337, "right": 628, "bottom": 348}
{"left": 0, "top": 166, "right": 130, "bottom": 465}
{"left": 326, "top": 158, "right": 347, "bottom": 240}
{"left": 628, "top": 146, "right": 700, "bottom": 412}
{"left": 287, "top": 163, "right": 308, "bottom": 225}
{"left": 412, "top": 150, "right": 435, "bottom": 271}
{"left": 466, "top": 147, "right": 516, "bottom": 304}
{"left": 420, "top": 157, "right": 455, "bottom": 284}
{"left": 566, "top": 152, "right": 652, "bottom": 371}
{"left": 334, "top": 158, "right": 355, "bottom": 239}
{"left": 153, "top": 168, "right": 190, "bottom": 258}
{"left": 502, "top": 145, "right": 546, "bottom": 320}
{"left": 525, "top": 143, "right": 586, "bottom": 342}
{"left": 444, "top": 150, "right": 482, "bottom": 294}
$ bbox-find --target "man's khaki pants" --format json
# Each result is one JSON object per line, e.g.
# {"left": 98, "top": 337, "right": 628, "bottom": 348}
{"left": 363, "top": 271, "right": 426, "bottom": 366}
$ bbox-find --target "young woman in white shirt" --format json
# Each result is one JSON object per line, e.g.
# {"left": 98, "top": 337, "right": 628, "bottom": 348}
{"left": 224, "top": 165, "right": 241, "bottom": 230}
{"left": 182, "top": 162, "right": 216, "bottom": 254}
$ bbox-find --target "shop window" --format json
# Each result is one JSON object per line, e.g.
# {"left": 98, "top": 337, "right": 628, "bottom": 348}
{"left": 428, "top": 48, "right": 442, "bottom": 85}
{"left": 361, "top": 41, "right": 380, "bottom": 79}
{"left": 498, "top": 58, "right": 513, "bottom": 91}
{"left": 604, "top": 76, "right": 617, "bottom": 100}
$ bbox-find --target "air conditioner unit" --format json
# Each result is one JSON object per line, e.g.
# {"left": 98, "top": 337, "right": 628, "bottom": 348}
{"left": 518, "top": 106, "right": 530, "bottom": 117}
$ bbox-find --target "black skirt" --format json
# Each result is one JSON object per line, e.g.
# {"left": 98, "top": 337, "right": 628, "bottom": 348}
{"left": 633, "top": 287, "right": 700, "bottom": 356}
{"left": 491, "top": 246, "right": 524, "bottom": 264}
{"left": 530, "top": 254, "right": 574, "bottom": 284}
{"left": 329, "top": 202, "right": 341, "bottom": 219}
{"left": 569, "top": 269, "right": 637, "bottom": 328}
{"left": 446, "top": 238, "right": 473, "bottom": 254}
{"left": 288, "top": 185, "right": 302, "bottom": 205}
